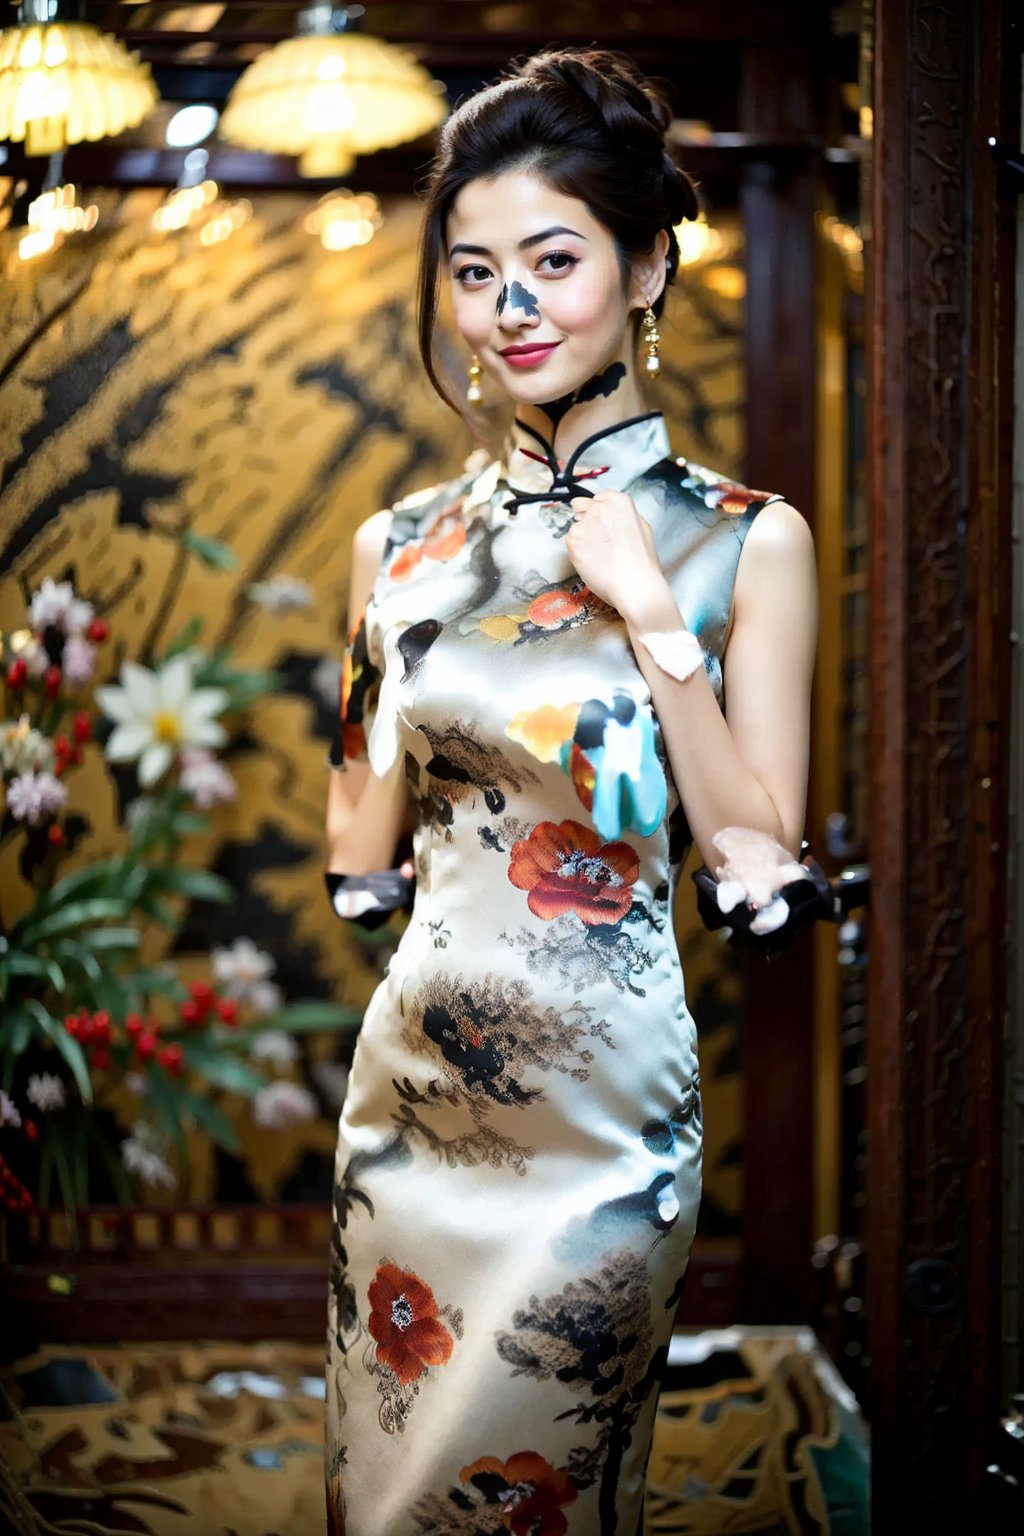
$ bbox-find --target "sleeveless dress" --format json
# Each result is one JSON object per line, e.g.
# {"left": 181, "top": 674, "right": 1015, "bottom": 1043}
{"left": 324, "top": 411, "right": 786, "bottom": 1536}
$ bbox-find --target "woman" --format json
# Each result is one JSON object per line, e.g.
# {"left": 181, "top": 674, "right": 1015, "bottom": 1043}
{"left": 323, "top": 46, "right": 817, "bottom": 1536}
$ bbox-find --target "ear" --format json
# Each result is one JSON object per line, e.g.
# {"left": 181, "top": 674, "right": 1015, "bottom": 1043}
{"left": 630, "top": 228, "right": 670, "bottom": 311}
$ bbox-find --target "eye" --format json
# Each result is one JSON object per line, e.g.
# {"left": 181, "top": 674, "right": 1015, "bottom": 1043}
{"left": 538, "top": 250, "right": 579, "bottom": 275}
{"left": 453, "top": 264, "right": 493, "bottom": 288}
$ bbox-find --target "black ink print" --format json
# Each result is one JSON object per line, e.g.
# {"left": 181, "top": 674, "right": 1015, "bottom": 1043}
{"left": 507, "top": 280, "right": 540, "bottom": 317}
{"left": 576, "top": 361, "right": 627, "bottom": 403}
{"left": 496, "top": 282, "right": 509, "bottom": 316}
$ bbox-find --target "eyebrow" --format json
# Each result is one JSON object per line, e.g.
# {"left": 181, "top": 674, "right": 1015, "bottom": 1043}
{"left": 448, "top": 225, "right": 588, "bottom": 259}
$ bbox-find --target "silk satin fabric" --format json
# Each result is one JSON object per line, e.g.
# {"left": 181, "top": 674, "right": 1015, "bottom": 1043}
{"left": 324, "top": 412, "right": 786, "bottom": 1535}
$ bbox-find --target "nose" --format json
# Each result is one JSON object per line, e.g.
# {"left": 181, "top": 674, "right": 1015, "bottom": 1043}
{"left": 496, "top": 278, "right": 541, "bottom": 332}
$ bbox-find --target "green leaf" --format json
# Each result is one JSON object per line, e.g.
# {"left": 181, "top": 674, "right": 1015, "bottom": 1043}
{"left": 169, "top": 811, "right": 212, "bottom": 837}
{"left": 28, "top": 1001, "right": 93, "bottom": 1105}
{"left": 82, "top": 928, "right": 141, "bottom": 953}
{"left": 133, "top": 892, "right": 179, "bottom": 927}
{"left": 180, "top": 1043, "right": 267, "bottom": 1095}
{"left": 263, "top": 1001, "right": 363, "bottom": 1032}
{"left": 6, "top": 953, "right": 50, "bottom": 979}
{"left": 46, "top": 958, "right": 68, "bottom": 993}
{"left": 144, "top": 866, "right": 234, "bottom": 904}
{"left": 145, "top": 1073, "right": 190, "bottom": 1184}
{"left": 17, "top": 898, "right": 133, "bottom": 946}
{"left": 181, "top": 1090, "right": 240, "bottom": 1152}
{"left": 164, "top": 615, "right": 205, "bottom": 656}
{"left": 82, "top": 1114, "right": 134, "bottom": 1204}
{"left": 120, "top": 967, "right": 184, "bottom": 999}
{"left": 28, "top": 857, "right": 127, "bottom": 916}
{"left": 51, "top": 941, "right": 103, "bottom": 984}
{"left": 182, "top": 531, "right": 238, "bottom": 570}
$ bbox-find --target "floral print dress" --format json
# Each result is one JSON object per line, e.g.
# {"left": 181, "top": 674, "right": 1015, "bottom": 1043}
{"left": 325, "top": 412, "right": 786, "bottom": 1536}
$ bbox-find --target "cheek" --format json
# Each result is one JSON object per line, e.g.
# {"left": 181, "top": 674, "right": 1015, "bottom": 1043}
{"left": 549, "top": 269, "right": 626, "bottom": 336}
{"left": 450, "top": 287, "right": 492, "bottom": 347}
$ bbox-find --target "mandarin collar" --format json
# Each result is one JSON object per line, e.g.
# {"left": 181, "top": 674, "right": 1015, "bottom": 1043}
{"left": 498, "top": 411, "right": 671, "bottom": 512}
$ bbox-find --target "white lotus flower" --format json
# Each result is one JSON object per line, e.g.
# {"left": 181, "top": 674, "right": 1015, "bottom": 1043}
{"left": 95, "top": 654, "right": 229, "bottom": 788}
{"left": 246, "top": 576, "right": 314, "bottom": 614}
{"left": 0, "top": 716, "right": 54, "bottom": 775}
{"left": 61, "top": 634, "right": 97, "bottom": 685}
{"left": 179, "top": 747, "right": 237, "bottom": 808}
{"left": 28, "top": 576, "right": 94, "bottom": 637}
{"left": 26, "top": 1072, "right": 66, "bottom": 1112}
{"left": 6, "top": 769, "right": 68, "bottom": 824}
{"left": 0, "top": 1090, "right": 22, "bottom": 1127}
{"left": 251, "top": 1079, "right": 317, "bottom": 1130}
{"left": 212, "top": 937, "right": 275, "bottom": 1005}
{"left": 120, "top": 1120, "right": 176, "bottom": 1188}
{"left": 249, "top": 1029, "right": 299, "bottom": 1066}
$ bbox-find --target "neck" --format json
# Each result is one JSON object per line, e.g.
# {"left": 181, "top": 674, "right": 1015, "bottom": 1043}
{"left": 512, "top": 345, "right": 652, "bottom": 462}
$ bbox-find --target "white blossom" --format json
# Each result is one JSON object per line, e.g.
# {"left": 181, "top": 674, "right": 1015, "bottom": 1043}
{"left": 248, "top": 979, "right": 283, "bottom": 1018}
{"left": 6, "top": 769, "right": 69, "bottom": 824}
{"left": 179, "top": 747, "right": 237, "bottom": 808}
{"left": 23, "top": 638, "right": 50, "bottom": 679}
{"left": 26, "top": 1072, "right": 67, "bottom": 1112}
{"left": 124, "top": 1071, "right": 149, "bottom": 1096}
{"left": 251, "top": 1079, "right": 317, "bottom": 1130}
{"left": 61, "top": 634, "right": 97, "bottom": 685}
{"left": 0, "top": 1090, "right": 22, "bottom": 1127}
{"left": 249, "top": 1029, "right": 299, "bottom": 1066}
{"left": 246, "top": 576, "right": 314, "bottom": 614}
{"left": 120, "top": 1120, "right": 176, "bottom": 1188}
{"left": 0, "top": 716, "right": 54, "bottom": 776}
{"left": 212, "top": 937, "right": 275, "bottom": 1005}
{"left": 95, "top": 654, "right": 228, "bottom": 788}
{"left": 28, "top": 576, "right": 94, "bottom": 637}
{"left": 125, "top": 795, "right": 163, "bottom": 834}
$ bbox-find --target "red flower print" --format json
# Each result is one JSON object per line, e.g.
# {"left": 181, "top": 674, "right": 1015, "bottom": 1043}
{"left": 526, "top": 582, "right": 609, "bottom": 631}
{"left": 367, "top": 1262, "right": 454, "bottom": 1386}
{"left": 460, "top": 1451, "right": 578, "bottom": 1536}
{"left": 704, "top": 481, "right": 776, "bottom": 515}
{"left": 390, "top": 500, "right": 467, "bottom": 581}
{"left": 569, "top": 742, "right": 596, "bottom": 812}
{"left": 508, "top": 819, "right": 639, "bottom": 926}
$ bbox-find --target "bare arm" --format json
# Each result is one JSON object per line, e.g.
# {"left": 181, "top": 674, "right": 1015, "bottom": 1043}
{"left": 620, "top": 501, "right": 818, "bottom": 866}
{"left": 325, "top": 510, "right": 411, "bottom": 874}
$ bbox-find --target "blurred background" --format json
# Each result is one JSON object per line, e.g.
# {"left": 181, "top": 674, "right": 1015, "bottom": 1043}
{"left": 0, "top": 3, "right": 1018, "bottom": 1533}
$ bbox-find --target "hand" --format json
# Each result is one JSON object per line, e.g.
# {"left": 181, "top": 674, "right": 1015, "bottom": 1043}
{"left": 566, "top": 490, "right": 672, "bottom": 623}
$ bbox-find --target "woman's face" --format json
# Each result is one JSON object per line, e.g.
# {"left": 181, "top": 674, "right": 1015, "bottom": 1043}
{"left": 446, "top": 170, "right": 646, "bottom": 407}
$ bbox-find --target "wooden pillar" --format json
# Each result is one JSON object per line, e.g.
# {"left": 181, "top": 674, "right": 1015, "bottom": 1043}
{"left": 737, "top": 31, "right": 822, "bottom": 1323}
{"left": 866, "top": 0, "right": 1017, "bottom": 1519}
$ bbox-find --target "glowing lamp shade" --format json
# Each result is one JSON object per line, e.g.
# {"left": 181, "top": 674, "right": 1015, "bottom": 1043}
{"left": 0, "top": 22, "right": 159, "bottom": 156}
{"left": 220, "top": 30, "right": 447, "bottom": 179}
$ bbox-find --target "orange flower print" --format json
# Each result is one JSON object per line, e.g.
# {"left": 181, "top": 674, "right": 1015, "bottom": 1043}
{"left": 702, "top": 480, "right": 776, "bottom": 515}
{"left": 367, "top": 1262, "right": 454, "bottom": 1386}
{"left": 508, "top": 819, "right": 639, "bottom": 926}
{"left": 505, "top": 702, "right": 581, "bottom": 765}
{"left": 460, "top": 1451, "right": 578, "bottom": 1536}
{"left": 390, "top": 500, "right": 467, "bottom": 581}
{"left": 526, "top": 581, "right": 609, "bottom": 630}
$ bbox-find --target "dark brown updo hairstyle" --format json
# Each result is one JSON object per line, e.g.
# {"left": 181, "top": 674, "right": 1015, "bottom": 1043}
{"left": 416, "top": 46, "right": 700, "bottom": 414}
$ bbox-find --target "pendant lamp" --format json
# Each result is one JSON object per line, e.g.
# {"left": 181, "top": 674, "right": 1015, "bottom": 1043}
{"left": 219, "top": 3, "right": 447, "bottom": 179}
{"left": 0, "top": 0, "right": 159, "bottom": 157}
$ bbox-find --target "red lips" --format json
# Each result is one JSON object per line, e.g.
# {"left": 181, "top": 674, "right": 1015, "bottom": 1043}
{"left": 498, "top": 341, "right": 561, "bottom": 357}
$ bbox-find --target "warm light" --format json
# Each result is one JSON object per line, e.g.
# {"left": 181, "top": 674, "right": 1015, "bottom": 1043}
{"left": 220, "top": 12, "right": 446, "bottom": 179}
{"left": 702, "top": 266, "right": 746, "bottom": 302}
{"left": 672, "top": 209, "right": 727, "bottom": 268}
{"left": 152, "top": 179, "right": 251, "bottom": 243}
{"left": 304, "top": 187, "right": 383, "bottom": 250}
{"left": 14, "top": 180, "right": 99, "bottom": 260}
{"left": 0, "top": 17, "right": 159, "bottom": 155}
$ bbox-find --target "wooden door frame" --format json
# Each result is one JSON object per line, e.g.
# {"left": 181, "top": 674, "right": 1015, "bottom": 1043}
{"left": 866, "top": 0, "right": 1018, "bottom": 1521}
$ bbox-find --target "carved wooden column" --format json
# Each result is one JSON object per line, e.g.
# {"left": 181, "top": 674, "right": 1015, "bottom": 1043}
{"left": 867, "top": 0, "right": 1017, "bottom": 1519}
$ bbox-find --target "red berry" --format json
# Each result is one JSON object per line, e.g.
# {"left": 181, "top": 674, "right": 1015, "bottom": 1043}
{"left": 158, "top": 1043, "right": 184, "bottom": 1077}
{"left": 179, "top": 999, "right": 202, "bottom": 1026}
{"left": 54, "top": 734, "right": 69, "bottom": 756}
{"left": 44, "top": 664, "right": 62, "bottom": 697}
{"left": 188, "top": 980, "right": 214, "bottom": 1010}
{"left": 64, "top": 1014, "right": 80, "bottom": 1037}
{"left": 48, "top": 824, "right": 64, "bottom": 845}
{"left": 6, "top": 657, "right": 27, "bottom": 689}
{"left": 73, "top": 711, "right": 92, "bottom": 743}
{"left": 92, "top": 1048, "right": 110, "bottom": 1070}
{"left": 125, "top": 1012, "right": 143, "bottom": 1036}
{"left": 24, "top": 1120, "right": 38, "bottom": 1141}
{"left": 93, "top": 1009, "right": 110, "bottom": 1033}
{"left": 136, "top": 1032, "right": 157, "bottom": 1060}
{"left": 53, "top": 760, "right": 65, "bottom": 778}
{"left": 87, "top": 618, "right": 109, "bottom": 643}
{"left": 215, "top": 998, "right": 238, "bottom": 1025}
{"left": 79, "top": 1015, "right": 94, "bottom": 1043}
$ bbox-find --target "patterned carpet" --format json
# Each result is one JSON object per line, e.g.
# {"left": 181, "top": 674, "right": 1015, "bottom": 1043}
{"left": 0, "top": 1328, "right": 868, "bottom": 1535}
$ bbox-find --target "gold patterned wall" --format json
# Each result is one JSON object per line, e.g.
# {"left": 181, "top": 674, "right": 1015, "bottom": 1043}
{"left": 0, "top": 188, "right": 747, "bottom": 1231}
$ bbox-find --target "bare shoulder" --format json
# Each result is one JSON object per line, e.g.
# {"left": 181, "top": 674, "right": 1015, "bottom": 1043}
{"left": 352, "top": 508, "right": 393, "bottom": 567}
{"left": 742, "top": 499, "right": 814, "bottom": 556}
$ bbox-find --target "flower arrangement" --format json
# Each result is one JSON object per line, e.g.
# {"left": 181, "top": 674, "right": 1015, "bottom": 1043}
{"left": 0, "top": 551, "right": 357, "bottom": 1240}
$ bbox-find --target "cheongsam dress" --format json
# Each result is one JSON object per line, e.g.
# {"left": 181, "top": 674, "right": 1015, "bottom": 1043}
{"left": 324, "top": 411, "right": 786, "bottom": 1536}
